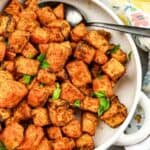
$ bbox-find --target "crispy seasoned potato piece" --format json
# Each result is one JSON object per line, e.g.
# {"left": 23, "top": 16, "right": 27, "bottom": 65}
{"left": 102, "top": 58, "right": 125, "bottom": 81}
{"left": 16, "top": 56, "right": 40, "bottom": 75}
{"left": 84, "top": 30, "right": 109, "bottom": 53}
{"left": 46, "top": 42, "right": 72, "bottom": 72}
{"left": 48, "top": 20, "right": 71, "bottom": 39}
{"left": 82, "top": 112, "right": 98, "bottom": 136}
{"left": 13, "top": 102, "right": 31, "bottom": 122}
{"left": 53, "top": 4, "right": 64, "bottom": 19}
{"left": 71, "top": 23, "right": 88, "bottom": 42}
{"left": 70, "top": 42, "right": 77, "bottom": 51}
{"left": 45, "top": 84, "right": 56, "bottom": 96}
{"left": 100, "top": 96, "right": 127, "bottom": 128}
{"left": 0, "top": 70, "right": 13, "bottom": 81}
{"left": 52, "top": 137, "right": 75, "bottom": 150}
{"left": 0, "top": 16, "right": 9, "bottom": 35}
{"left": 111, "top": 49, "right": 127, "bottom": 64}
{"left": 48, "top": 100, "right": 75, "bottom": 126}
{"left": 0, "top": 41, "right": 6, "bottom": 62}
{"left": 61, "top": 81, "right": 85, "bottom": 103}
{"left": 1, "top": 122, "right": 24, "bottom": 150}
{"left": 22, "top": 43, "right": 38, "bottom": 58}
{"left": 76, "top": 134, "right": 94, "bottom": 150}
{"left": 37, "top": 69, "right": 56, "bottom": 85}
{"left": 79, "top": 85, "right": 93, "bottom": 96}
{"left": 20, "top": 9, "right": 37, "bottom": 20}
{"left": 81, "top": 97, "right": 99, "bottom": 113}
{"left": 36, "top": 7, "right": 56, "bottom": 25}
{"left": 48, "top": 27, "right": 64, "bottom": 42}
{"left": 56, "top": 69, "right": 68, "bottom": 81}
{"left": 93, "top": 75, "right": 113, "bottom": 97}
{"left": 8, "top": 30, "right": 29, "bottom": 53}
{"left": 39, "top": 44, "right": 49, "bottom": 54}
{"left": 74, "top": 42, "right": 95, "bottom": 64}
{"left": 18, "top": 125, "right": 44, "bottom": 150}
{"left": 47, "top": 127, "right": 62, "bottom": 140}
{"left": 31, "top": 27, "right": 50, "bottom": 44}
{"left": 62, "top": 119, "right": 82, "bottom": 138}
{"left": 5, "top": 51, "right": 16, "bottom": 60}
{"left": 37, "top": 138, "right": 52, "bottom": 150}
{"left": 94, "top": 50, "right": 108, "bottom": 65}
{"left": 98, "top": 30, "right": 111, "bottom": 41}
{"left": 24, "top": 0, "right": 38, "bottom": 10}
{"left": 2, "top": 61, "right": 15, "bottom": 72}
{"left": 32, "top": 107, "right": 50, "bottom": 126}
{"left": 0, "top": 108, "right": 11, "bottom": 122}
{"left": 28, "top": 86, "right": 49, "bottom": 107}
{"left": 66, "top": 60, "right": 92, "bottom": 87}
{"left": 7, "top": 17, "right": 16, "bottom": 33}
{"left": 0, "top": 79, "right": 27, "bottom": 108}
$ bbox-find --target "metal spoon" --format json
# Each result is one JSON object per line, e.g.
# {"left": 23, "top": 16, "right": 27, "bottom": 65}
{"left": 39, "top": 1, "right": 150, "bottom": 37}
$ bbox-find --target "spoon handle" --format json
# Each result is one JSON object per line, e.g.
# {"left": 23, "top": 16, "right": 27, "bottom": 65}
{"left": 87, "top": 22, "right": 150, "bottom": 37}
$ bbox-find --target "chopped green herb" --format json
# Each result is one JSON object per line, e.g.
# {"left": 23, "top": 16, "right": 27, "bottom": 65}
{"left": 52, "top": 83, "right": 61, "bottom": 100}
{"left": 37, "top": 54, "right": 45, "bottom": 63}
{"left": 40, "top": 60, "right": 50, "bottom": 69}
{"left": 0, "top": 141, "right": 6, "bottom": 150}
{"left": 73, "top": 100, "right": 80, "bottom": 108}
{"left": 23, "top": 75, "right": 32, "bottom": 84}
{"left": 92, "top": 91, "right": 110, "bottom": 116}
{"left": 127, "top": 51, "right": 132, "bottom": 61}
{"left": 107, "top": 45, "right": 120, "bottom": 55}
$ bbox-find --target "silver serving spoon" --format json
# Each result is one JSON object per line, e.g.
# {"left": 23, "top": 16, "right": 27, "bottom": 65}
{"left": 38, "top": 1, "right": 150, "bottom": 37}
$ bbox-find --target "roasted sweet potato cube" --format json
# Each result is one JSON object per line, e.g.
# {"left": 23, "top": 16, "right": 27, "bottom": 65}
{"left": 111, "top": 49, "right": 127, "bottom": 64}
{"left": 62, "top": 119, "right": 82, "bottom": 138}
{"left": 1, "top": 122, "right": 24, "bottom": 150}
{"left": 2, "top": 61, "right": 15, "bottom": 72}
{"left": 8, "top": 30, "right": 29, "bottom": 53}
{"left": 98, "top": 30, "right": 111, "bottom": 41}
{"left": 24, "top": 0, "right": 38, "bottom": 10}
{"left": 36, "top": 7, "right": 56, "bottom": 25}
{"left": 102, "top": 58, "right": 125, "bottom": 81}
{"left": 0, "top": 70, "right": 13, "bottom": 81}
{"left": 74, "top": 42, "right": 95, "bottom": 64}
{"left": 100, "top": 96, "right": 127, "bottom": 128}
{"left": 22, "top": 43, "right": 38, "bottom": 58}
{"left": 5, "top": 51, "right": 16, "bottom": 60}
{"left": 66, "top": 60, "right": 92, "bottom": 87}
{"left": 20, "top": 9, "right": 37, "bottom": 20}
{"left": 0, "top": 41, "right": 6, "bottom": 62}
{"left": 31, "top": 27, "right": 49, "bottom": 44}
{"left": 32, "top": 107, "right": 50, "bottom": 126}
{"left": 70, "top": 23, "right": 88, "bottom": 42}
{"left": 46, "top": 42, "right": 71, "bottom": 72}
{"left": 37, "top": 69, "right": 56, "bottom": 85}
{"left": 52, "top": 137, "right": 75, "bottom": 150}
{"left": 16, "top": 57, "right": 40, "bottom": 75}
{"left": 84, "top": 30, "right": 109, "bottom": 53}
{"left": 47, "top": 127, "right": 62, "bottom": 140}
{"left": 81, "top": 97, "right": 99, "bottom": 113}
{"left": 0, "top": 16, "right": 9, "bottom": 35}
{"left": 61, "top": 81, "right": 85, "bottom": 103}
{"left": 94, "top": 50, "right": 108, "bottom": 65}
{"left": 6, "top": 17, "right": 16, "bottom": 33}
{"left": 39, "top": 44, "right": 49, "bottom": 54}
{"left": 93, "top": 75, "right": 113, "bottom": 97}
{"left": 76, "top": 134, "right": 94, "bottom": 150}
{"left": 53, "top": 4, "right": 64, "bottom": 19}
{"left": 82, "top": 112, "right": 98, "bottom": 136}
{"left": 48, "top": 28, "right": 64, "bottom": 42}
{"left": 37, "top": 138, "right": 52, "bottom": 150}
{"left": 56, "top": 69, "right": 68, "bottom": 81}
{"left": 0, "top": 108, "right": 11, "bottom": 122}
{"left": 79, "top": 85, "right": 93, "bottom": 96}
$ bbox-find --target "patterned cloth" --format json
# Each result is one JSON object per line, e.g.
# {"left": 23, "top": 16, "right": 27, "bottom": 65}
{"left": 100, "top": 0, "right": 150, "bottom": 149}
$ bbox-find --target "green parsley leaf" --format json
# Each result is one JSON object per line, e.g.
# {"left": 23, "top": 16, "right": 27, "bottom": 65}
{"left": 52, "top": 83, "right": 61, "bottom": 100}
{"left": 0, "top": 141, "right": 6, "bottom": 150}
{"left": 40, "top": 60, "right": 50, "bottom": 69}
{"left": 37, "top": 54, "right": 45, "bottom": 63}
{"left": 107, "top": 45, "right": 120, "bottom": 55}
{"left": 73, "top": 100, "right": 80, "bottom": 108}
{"left": 23, "top": 75, "right": 32, "bottom": 84}
{"left": 127, "top": 51, "right": 132, "bottom": 61}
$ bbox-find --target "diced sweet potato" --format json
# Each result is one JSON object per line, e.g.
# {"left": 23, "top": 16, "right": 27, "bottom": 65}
{"left": 66, "top": 60, "right": 92, "bottom": 87}
{"left": 93, "top": 75, "right": 113, "bottom": 97}
{"left": 61, "top": 81, "right": 85, "bottom": 103}
{"left": 81, "top": 97, "right": 99, "bottom": 113}
{"left": 15, "top": 56, "right": 40, "bottom": 75}
{"left": 39, "top": 44, "right": 49, "bottom": 54}
{"left": 5, "top": 51, "right": 16, "bottom": 60}
{"left": 62, "top": 119, "right": 82, "bottom": 138}
{"left": 47, "top": 127, "right": 62, "bottom": 140}
{"left": 98, "top": 30, "right": 111, "bottom": 41}
{"left": 53, "top": 4, "right": 64, "bottom": 19}
{"left": 0, "top": 70, "right": 13, "bottom": 81}
{"left": 20, "top": 9, "right": 37, "bottom": 20}
{"left": 102, "top": 58, "right": 125, "bottom": 81}
{"left": 0, "top": 108, "right": 11, "bottom": 122}
{"left": 37, "top": 138, "right": 52, "bottom": 150}
{"left": 2, "top": 61, "right": 15, "bottom": 72}
{"left": 37, "top": 69, "right": 56, "bottom": 85}
{"left": 82, "top": 112, "right": 98, "bottom": 136}
{"left": 74, "top": 42, "right": 95, "bottom": 64}
{"left": 32, "top": 107, "right": 50, "bottom": 126}
{"left": 76, "top": 134, "right": 94, "bottom": 150}
{"left": 79, "top": 85, "right": 93, "bottom": 96}
{"left": 100, "top": 96, "right": 127, "bottom": 128}
{"left": 46, "top": 42, "right": 72, "bottom": 72}
{"left": 56, "top": 69, "right": 68, "bottom": 81}
{"left": 0, "top": 41, "right": 6, "bottom": 62}
{"left": 0, "top": 16, "right": 9, "bottom": 35}
{"left": 24, "top": 0, "right": 38, "bottom": 10}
